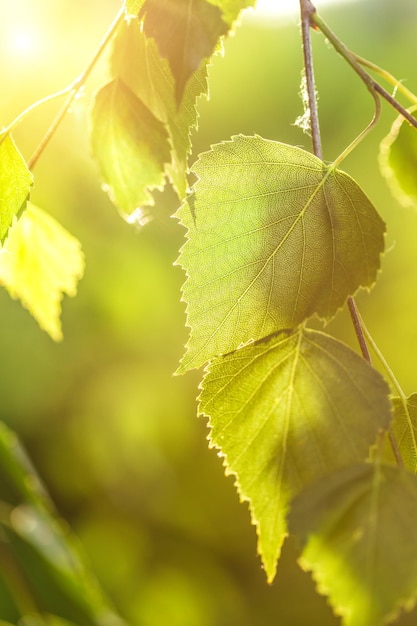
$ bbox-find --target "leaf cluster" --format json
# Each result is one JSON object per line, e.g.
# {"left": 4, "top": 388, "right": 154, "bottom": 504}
{"left": 172, "top": 13, "right": 417, "bottom": 626}
{"left": 2, "top": 1, "right": 417, "bottom": 625}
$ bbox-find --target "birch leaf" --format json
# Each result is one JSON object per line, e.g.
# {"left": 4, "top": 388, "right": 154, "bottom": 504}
{"left": 177, "top": 135, "right": 385, "bottom": 372}
{"left": 206, "top": 0, "right": 257, "bottom": 25}
{"left": 200, "top": 328, "right": 392, "bottom": 582}
{"left": 111, "top": 19, "right": 207, "bottom": 199}
{"left": 0, "top": 204, "right": 84, "bottom": 341}
{"left": 0, "top": 132, "right": 33, "bottom": 243}
{"left": 379, "top": 108, "right": 417, "bottom": 210}
{"left": 290, "top": 463, "right": 417, "bottom": 626}
{"left": 140, "top": 0, "right": 228, "bottom": 102}
{"left": 91, "top": 78, "right": 171, "bottom": 216}
{"left": 390, "top": 394, "right": 417, "bottom": 473}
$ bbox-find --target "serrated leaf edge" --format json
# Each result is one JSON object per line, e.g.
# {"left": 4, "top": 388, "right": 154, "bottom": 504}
{"left": 174, "top": 135, "right": 386, "bottom": 374}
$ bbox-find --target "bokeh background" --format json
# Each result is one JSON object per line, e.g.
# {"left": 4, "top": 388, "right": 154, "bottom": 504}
{"left": 1, "top": 0, "right": 417, "bottom": 624}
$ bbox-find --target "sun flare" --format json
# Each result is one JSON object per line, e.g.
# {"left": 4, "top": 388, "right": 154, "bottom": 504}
{"left": 9, "top": 29, "right": 39, "bottom": 55}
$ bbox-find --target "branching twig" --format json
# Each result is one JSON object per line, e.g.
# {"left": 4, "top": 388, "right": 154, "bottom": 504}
{"left": 28, "top": 6, "right": 125, "bottom": 170}
{"left": 299, "top": 0, "right": 404, "bottom": 467}
{"left": 312, "top": 11, "right": 417, "bottom": 131}
{"left": 299, "top": 0, "right": 372, "bottom": 363}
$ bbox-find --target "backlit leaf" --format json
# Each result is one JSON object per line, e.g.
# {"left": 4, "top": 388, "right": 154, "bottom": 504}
{"left": 91, "top": 78, "right": 171, "bottom": 216}
{"left": 199, "top": 328, "right": 392, "bottom": 582}
{"left": 0, "top": 203, "right": 84, "bottom": 341}
{"left": 0, "top": 132, "right": 33, "bottom": 243}
{"left": 111, "top": 19, "right": 207, "bottom": 199}
{"left": 390, "top": 394, "right": 417, "bottom": 473}
{"left": 379, "top": 108, "right": 417, "bottom": 210}
{"left": 177, "top": 135, "right": 385, "bottom": 372}
{"left": 290, "top": 463, "right": 417, "bottom": 626}
{"left": 140, "top": 0, "right": 228, "bottom": 102}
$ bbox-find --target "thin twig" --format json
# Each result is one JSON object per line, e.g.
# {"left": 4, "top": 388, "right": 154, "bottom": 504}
{"left": 354, "top": 53, "right": 417, "bottom": 107}
{"left": 3, "top": 84, "right": 75, "bottom": 136}
{"left": 373, "top": 82, "right": 417, "bottom": 127}
{"left": 28, "top": 6, "right": 125, "bottom": 170}
{"left": 347, "top": 297, "right": 372, "bottom": 363}
{"left": 299, "top": 0, "right": 403, "bottom": 466}
{"left": 312, "top": 11, "right": 417, "bottom": 131}
{"left": 299, "top": 0, "right": 322, "bottom": 159}
{"left": 299, "top": 1, "right": 373, "bottom": 365}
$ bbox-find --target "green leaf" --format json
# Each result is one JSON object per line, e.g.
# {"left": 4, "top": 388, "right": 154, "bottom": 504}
{"left": 379, "top": 107, "right": 417, "bottom": 210}
{"left": 0, "top": 422, "right": 50, "bottom": 510}
{"left": 176, "top": 136, "right": 385, "bottom": 372}
{"left": 124, "top": 0, "right": 145, "bottom": 17}
{"left": 0, "top": 203, "right": 84, "bottom": 341}
{"left": 0, "top": 132, "right": 33, "bottom": 243}
{"left": 111, "top": 19, "right": 208, "bottom": 199}
{"left": 140, "top": 0, "right": 228, "bottom": 103}
{"left": 205, "top": 0, "right": 257, "bottom": 25}
{"left": 91, "top": 78, "right": 171, "bottom": 216}
{"left": 199, "top": 327, "right": 392, "bottom": 582}
{"left": 0, "top": 422, "right": 125, "bottom": 626}
{"left": 290, "top": 463, "right": 417, "bottom": 626}
{"left": 390, "top": 394, "right": 417, "bottom": 473}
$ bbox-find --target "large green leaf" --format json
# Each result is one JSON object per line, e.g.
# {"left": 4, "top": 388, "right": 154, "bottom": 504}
{"left": 199, "top": 327, "right": 392, "bottom": 582}
{"left": 0, "top": 132, "right": 33, "bottom": 243}
{"left": 0, "top": 422, "right": 125, "bottom": 626}
{"left": 0, "top": 203, "right": 84, "bottom": 341}
{"left": 176, "top": 136, "right": 385, "bottom": 372}
{"left": 111, "top": 19, "right": 207, "bottom": 199}
{"left": 290, "top": 463, "right": 417, "bottom": 626}
{"left": 379, "top": 108, "right": 417, "bottom": 210}
{"left": 390, "top": 394, "right": 417, "bottom": 473}
{"left": 91, "top": 78, "right": 171, "bottom": 216}
{"left": 140, "top": 0, "right": 228, "bottom": 103}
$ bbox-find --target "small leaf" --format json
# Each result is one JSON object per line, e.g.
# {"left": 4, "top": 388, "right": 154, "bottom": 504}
{"left": 390, "top": 394, "right": 417, "bottom": 473}
{"left": 176, "top": 135, "right": 385, "bottom": 372}
{"left": 111, "top": 19, "right": 208, "bottom": 199}
{"left": 0, "top": 203, "right": 84, "bottom": 341}
{"left": 140, "top": 0, "right": 228, "bottom": 103}
{"left": 379, "top": 108, "right": 417, "bottom": 210}
{"left": 0, "top": 132, "right": 33, "bottom": 242}
{"left": 199, "top": 328, "right": 392, "bottom": 582}
{"left": 91, "top": 78, "right": 171, "bottom": 215}
{"left": 290, "top": 463, "right": 417, "bottom": 626}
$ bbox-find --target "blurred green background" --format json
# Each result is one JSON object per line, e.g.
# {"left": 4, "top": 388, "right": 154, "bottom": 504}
{"left": 1, "top": 0, "right": 417, "bottom": 624}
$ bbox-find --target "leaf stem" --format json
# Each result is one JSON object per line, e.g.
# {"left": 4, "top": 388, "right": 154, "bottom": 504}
{"left": 3, "top": 85, "right": 75, "bottom": 136}
{"left": 356, "top": 314, "right": 405, "bottom": 400}
{"left": 308, "top": 10, "right": 383, "bottom": 170}
{"left": 356, "top": 313, "right": 409, "bottom": 467}
{"left": 354, "top": 54, "right": 417, "bottom": 107}
{"left": 28, "top": 5, "right": 125, "bottom": 170}
{"left": 331, "top": 98, "right": 380, "bottom": 169}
